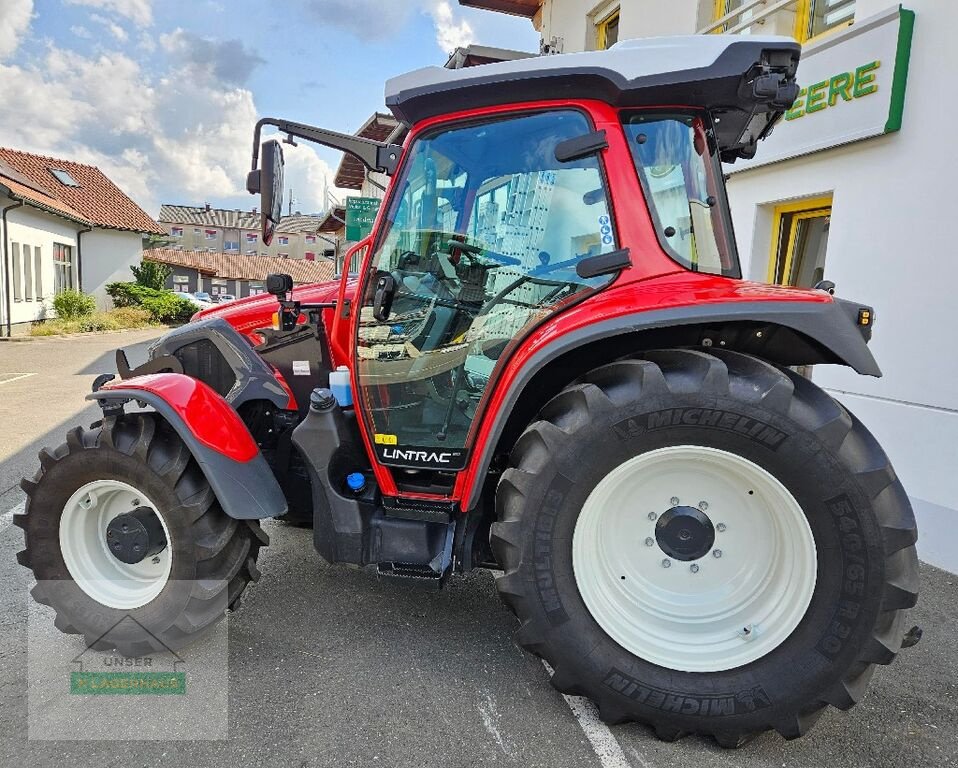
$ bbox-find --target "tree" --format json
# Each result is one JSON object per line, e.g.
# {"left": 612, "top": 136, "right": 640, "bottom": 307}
{"left": 131, "top": 260, "right": 173, "bottom": 290}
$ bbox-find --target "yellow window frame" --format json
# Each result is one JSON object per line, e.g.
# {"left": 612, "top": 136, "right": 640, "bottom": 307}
{"left": 711, "top": 0, "right": 854, "bottom": 43}
{"left": 596, "top": 7, "right": 620, "bottom": 50}
{"left": 767, "top": 196, "right": 833, "bottom": 284}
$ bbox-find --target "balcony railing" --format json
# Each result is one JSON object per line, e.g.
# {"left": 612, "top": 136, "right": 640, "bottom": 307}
{"left": 697, "top": 0, "right": 799, "bottom": 35}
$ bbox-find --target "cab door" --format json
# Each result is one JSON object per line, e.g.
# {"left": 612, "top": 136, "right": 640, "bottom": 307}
{"left": 353, "top": 109, "right": 621, "bottom": 486}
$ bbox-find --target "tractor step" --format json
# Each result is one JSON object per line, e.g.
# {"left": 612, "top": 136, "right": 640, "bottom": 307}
{"left": 377, "top": 561, "right": 445, "bottom": 589}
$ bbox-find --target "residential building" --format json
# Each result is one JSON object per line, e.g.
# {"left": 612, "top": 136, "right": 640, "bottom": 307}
{"left": 332, "top": 114, "right": 409, "bottom": 276}
{"left": 0, "top": 148, "right": 163, "bottom": 334}
{"left": 462, "top": 0, "right": 956, "bottom": 572}
{"left": 158, "top": 205, "right": 328, "bottom": 261}
{"left": 315, "top": 206, "right": 349, "bottom": 275}
{"left": 144, "top": 247, "right": 335, "bottom": 299}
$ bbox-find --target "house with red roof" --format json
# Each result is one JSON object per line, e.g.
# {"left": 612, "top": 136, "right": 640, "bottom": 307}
{"left": 0, "top": 148, "right": 163, "bottom": 335}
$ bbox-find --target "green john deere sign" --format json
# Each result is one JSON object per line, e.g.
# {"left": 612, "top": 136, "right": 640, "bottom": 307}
{"left": 345, "top": 197, "right": 381, "bottom": 241}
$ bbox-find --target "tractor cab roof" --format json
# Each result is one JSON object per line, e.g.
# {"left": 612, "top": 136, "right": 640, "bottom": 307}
{"left": 385, "top": 35, "right": 801, "bottom": 162}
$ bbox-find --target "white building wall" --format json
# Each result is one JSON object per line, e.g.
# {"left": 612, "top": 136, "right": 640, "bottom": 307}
{"left": 537, "top": 0, "right": 710, "bottom": 51}
{"left": 499, "top": 0, "right": 956, "bottom": 571}
{"left": 0, "top": 201, "right": 79, "bottom": 326}
{"left": 80, "top": 229, "right": 144, "bottom": 308}
{"left": 725, "top": 0, "right": 958, "bottom": 572}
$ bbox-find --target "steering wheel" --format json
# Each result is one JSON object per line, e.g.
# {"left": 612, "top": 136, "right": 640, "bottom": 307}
{"left": 443, "top": 239, "right": 521, "bottom": 268}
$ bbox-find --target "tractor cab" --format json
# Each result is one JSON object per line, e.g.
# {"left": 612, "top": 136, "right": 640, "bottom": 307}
{"left": 244, "top": 35, "right": 803, "bottom": 497}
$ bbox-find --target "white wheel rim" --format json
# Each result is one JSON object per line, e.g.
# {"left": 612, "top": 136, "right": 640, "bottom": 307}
{"left": 59, "top": 480, "right": 172, "bottom": 610}
{"left": 573, "top": 445, "right": 817, "bottom": 672}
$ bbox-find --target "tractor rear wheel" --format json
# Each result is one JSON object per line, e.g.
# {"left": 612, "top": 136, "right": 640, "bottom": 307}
{"left": 492, "top": 350, "right": 918, "bottom": 746}
{"left": 15, "top": 413, "right": 267, "bottom": 656}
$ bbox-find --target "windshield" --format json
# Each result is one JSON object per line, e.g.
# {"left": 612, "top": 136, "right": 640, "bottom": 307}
{"left": 622, "top": 112, "right": 740, "bottom": 278}
{"left": 356, "top": 110, "right": 618, "bottom": 473}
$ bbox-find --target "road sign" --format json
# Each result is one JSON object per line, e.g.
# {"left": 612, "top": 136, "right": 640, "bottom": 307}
{"left": 345, "top": 197, "right": 381, "bottom": 241}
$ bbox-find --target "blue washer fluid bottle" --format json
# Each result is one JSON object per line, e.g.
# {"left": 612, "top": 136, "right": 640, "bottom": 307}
{"left": 329, "top": 365, "right": 353, "bottom": 407}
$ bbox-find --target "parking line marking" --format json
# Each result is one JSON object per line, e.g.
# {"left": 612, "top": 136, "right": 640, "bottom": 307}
{"left": 542, "top": 660, "right": 634, "bottom": 768}
{"left": 0, "top": 372, "right": 36, "bottom": 385}
{"left": 0, "top": 500, "right": 24, "bottom": 534}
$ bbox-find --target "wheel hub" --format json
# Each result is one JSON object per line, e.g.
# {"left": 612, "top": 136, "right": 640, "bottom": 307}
{"left": 60, "top": 480, "right": 172, "bottom": 610}
{"left": 105, "top": 506, "right": 167, "bottom": 565}
{"left": 655, "top": 505, "right": 715, "bottom": 561}
{"left": 573, "top": 445, "right": 818, "bottom": 672}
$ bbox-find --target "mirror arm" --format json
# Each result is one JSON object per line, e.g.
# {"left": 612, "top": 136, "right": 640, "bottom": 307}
{"left": 249, "top": 117, "right": 402, "bottom": 177}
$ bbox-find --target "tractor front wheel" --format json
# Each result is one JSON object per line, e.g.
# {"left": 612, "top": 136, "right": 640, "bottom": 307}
{"left": 15, "top": 413, "right": 267, "bottom": 656}
{"left": 492, "top": 350, "right": 918, "bottom": 746}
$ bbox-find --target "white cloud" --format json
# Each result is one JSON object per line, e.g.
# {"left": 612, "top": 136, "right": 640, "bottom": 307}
{"left": 0, "top": 0, "right": 33, "bottom": 60}
{"left": 427, "top": 1, "right": 474, "bottom": 54}
{"left": 90, "top": 13, "right": 129, "bottom": 42}
{"left": 70, "top": 24, "right": 92, "bottom": 39}
{"left": 0, "top": 9, "right": 342, "bottom": 217}
{"left": 64, "top": 0, "right": 152, "bottom": 27}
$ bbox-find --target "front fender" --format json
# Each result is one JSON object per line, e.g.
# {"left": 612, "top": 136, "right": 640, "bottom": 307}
{"left": 88, "top": 373, "right": 287, "bottom": 520}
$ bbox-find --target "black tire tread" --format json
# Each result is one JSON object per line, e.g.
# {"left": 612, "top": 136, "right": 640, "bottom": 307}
{"left": 492, "top": 349, "right": 919, "bottom": 748}
{"left": 17, "top": 413, "right": 267, "bottom": 656}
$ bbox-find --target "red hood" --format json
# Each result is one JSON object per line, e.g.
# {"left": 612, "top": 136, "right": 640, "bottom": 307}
{"left": 192, "top": 278, "right": 356, "bottom": 343}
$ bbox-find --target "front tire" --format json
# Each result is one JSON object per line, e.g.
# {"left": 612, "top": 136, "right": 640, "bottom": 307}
{"left": 15, "top": 413, "right": 267, "bottom": 656}
{"left": 492, "top": 350, "right": 918, "bottom": 746}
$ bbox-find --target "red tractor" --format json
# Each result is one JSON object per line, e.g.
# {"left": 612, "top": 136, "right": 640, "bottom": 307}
{"left": 16, "top": 36, "right": 918, "bottom": 746}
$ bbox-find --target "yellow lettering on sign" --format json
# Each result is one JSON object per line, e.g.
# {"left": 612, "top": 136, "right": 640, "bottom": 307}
{"left": 853, "top": 60, "right": 881, "bottom": 98}
{"left": 785, "top": 60, "right": 881, "bottom": 121}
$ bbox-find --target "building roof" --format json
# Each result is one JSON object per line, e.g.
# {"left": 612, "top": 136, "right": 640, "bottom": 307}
{"left": 334, "top": 113, "right": 403, "bottom": 190}
{"left": 0, "top": 148, "right": 163, "bottom": 234}
{"left": 317, "top": 206, "right": 346, "bottom": 233}
{"left": 158, "top": 205, "right": 326, "bottom": 235}
{"left": 144, "top": 248, "right": 335, "bottom": 285}
{"left": 444, "top": 43, "right": 537, "bottom": 69}
{"left": 458, "top": 0, "right": 540, "bottom": 18}
{"left": 159, "top": 204, "right": 261, "bottom": 229}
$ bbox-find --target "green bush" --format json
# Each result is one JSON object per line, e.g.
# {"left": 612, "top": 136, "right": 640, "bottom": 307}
{"left": 106, "top": 282, "right": 196, "bottom": 324}
{"left": 131, "top": 261, "right": 173, "bottom": 290}
{"left": 139, "top": 292, "right": 196, "bottom": 324}
{"left": 53, "top": 289, "right": 96, "bottom": 319}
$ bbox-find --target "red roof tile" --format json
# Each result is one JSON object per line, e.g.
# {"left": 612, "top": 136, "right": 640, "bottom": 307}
{"left": 144, "top": 248, "right": 335, "bottom": 284}
{"left": 0, "top": 148, "right": 163, "bottom": 234}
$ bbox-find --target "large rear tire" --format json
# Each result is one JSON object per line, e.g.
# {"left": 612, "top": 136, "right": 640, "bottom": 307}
{"left": 15, "top": 413, "right": 267, "bottom": 656}
{"left": 492, "top": 350, "right": 918, "bottom": 746}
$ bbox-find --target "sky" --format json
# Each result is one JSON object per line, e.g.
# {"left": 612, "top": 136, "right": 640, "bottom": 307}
{"left": 0, "top": 0, "right": 539, "bottom": 218}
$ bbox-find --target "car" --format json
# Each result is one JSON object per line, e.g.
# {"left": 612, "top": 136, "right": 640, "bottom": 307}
{"left": 218, "top": 294, "right": 236, "bottom": 303}
{"left": 174, "top": 291, "right": 211, "bottom": 308}
{"left": 193, "top": 291, "right": 213, "bottom": 303}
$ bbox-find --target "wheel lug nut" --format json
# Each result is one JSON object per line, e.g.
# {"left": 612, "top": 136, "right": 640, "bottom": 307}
{"left": 670, "top": 497, "right": 680, "bottom": 506}
{"left": 661, "top": 559, "right": 672, "bottom": 569}
{"left": 716, "top": 523, "right": 727, "bottom": 532}
{"left": 132, "top": 499, "right": 140, "bottom": 507}
{"left": 648, "top": 512, "right": 657, "bottom": 521}
{"left": 690, "top": 564, "right": 700, "bottom": 574}
{"left": 713, "top": 549, "right": 722, "bottom": 558}
{"left": 698, "top": 501, "right": 708, "bottom": 511}
{"left": 645, "top": 537, "right": 655, "bottom": 547}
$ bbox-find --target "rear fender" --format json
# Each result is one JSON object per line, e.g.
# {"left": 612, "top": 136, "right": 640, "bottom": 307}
{"left": 461, "top": 297, "right": 879, "bottom": 511}
{"left": 88, "top": 373, "right": 287, "bottom": 520}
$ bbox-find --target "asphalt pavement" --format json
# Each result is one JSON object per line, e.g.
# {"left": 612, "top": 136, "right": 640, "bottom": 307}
{"left": 0, "top": 329, "right": 955, "bottom": 767}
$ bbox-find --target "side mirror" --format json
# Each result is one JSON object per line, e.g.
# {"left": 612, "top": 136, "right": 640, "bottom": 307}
{"left": 247, "top": 139, "right": 284, "bottom": 246}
